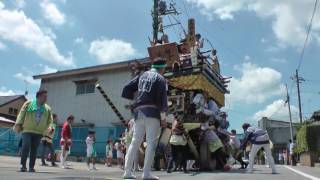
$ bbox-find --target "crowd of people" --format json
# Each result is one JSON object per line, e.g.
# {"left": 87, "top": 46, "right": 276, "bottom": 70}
{"left": 13, "top": 58, "right": 300, "bottom": 180}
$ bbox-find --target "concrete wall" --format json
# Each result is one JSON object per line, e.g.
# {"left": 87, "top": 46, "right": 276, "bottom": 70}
{"left": 0, "top": 98, "right": 26, "bottom": 117}
{"left": 259, "top": 117, "right": 298, "bottom": 147}
{"left": 40, "top": 68, "right": 133, "bottom": 127}
{"left": 259, "top": 117, "right": 298, "bottom": 129}
{"left": 267, "top": 127, "right": 297, "bottom": 145}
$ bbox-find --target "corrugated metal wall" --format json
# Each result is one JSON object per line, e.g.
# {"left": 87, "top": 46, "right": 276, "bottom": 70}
{"left": 0, "top": 126, "right": 125, "bottom": 158}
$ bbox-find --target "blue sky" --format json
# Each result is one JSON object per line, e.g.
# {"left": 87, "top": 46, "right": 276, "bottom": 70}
{"left": 0, "top": 0, "right": 319, "bottom": 131}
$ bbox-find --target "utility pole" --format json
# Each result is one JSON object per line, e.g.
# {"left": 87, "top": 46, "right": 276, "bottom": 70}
{"left": 152, "top": 0, "right": 179, "bottom": 43}
{"left": 285, "top": 84, "right": 294, "bottom": 143}
{"left": 294, "top": 69, "right": 305, "bottom": 124}
{"left": 152, "top": 0, "right": 159, "bottom": 43}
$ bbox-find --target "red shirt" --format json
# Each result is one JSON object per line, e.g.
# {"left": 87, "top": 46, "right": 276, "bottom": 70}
{"left": 61, "top": 121, "right": 72, "bottom": 140}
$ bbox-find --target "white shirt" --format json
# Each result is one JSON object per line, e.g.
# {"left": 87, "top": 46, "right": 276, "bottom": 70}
{"left": 86, "top": 136, "right": 94, "bottom": 155}
{"left": 86, "top": 136, "right": 94, "bottom": 147}
{"left": 115, "top": 142, "right": 120, "bottom": 151}
{"left": 115, "top": 142, "right": 124, "bottom": 158}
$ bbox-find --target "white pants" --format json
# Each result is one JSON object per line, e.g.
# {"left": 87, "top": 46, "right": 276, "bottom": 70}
{"left": 248, "top": 144, "right": 276, "bottom": 172}
{"left": 124, "top": 116, "right": 160, "bottom": 178}
{"left": 60, "top": 147, "right": 69, "bottom": 167}
{"left": 126, "top": 144, "right": 139, "bottom": 170}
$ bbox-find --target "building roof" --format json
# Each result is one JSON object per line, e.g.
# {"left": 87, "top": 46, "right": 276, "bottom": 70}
{"left": 260, "top": 117, "right": 300, "bottom": 126}
{"left": 0, "top": 95, "right": 26, "bottom": 107}
{"left": 0, "top": 116, "right": 15, "bottom": 123}
{"left": 0, "top": 116, "right": 15, "bottom": 127}
{"left": 33, "top": 57, "right": 149, "bottom": 80}
{"left": 311, "top": 110, "right": 320, "bottom": 121}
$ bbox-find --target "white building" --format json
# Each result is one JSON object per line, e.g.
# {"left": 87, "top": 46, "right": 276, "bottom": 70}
{"left": 33, "top": 59, "right": 146, "bottom": 156}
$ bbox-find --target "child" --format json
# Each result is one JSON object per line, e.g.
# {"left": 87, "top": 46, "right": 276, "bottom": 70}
{"left": 86, "top": 131, "right": 97, "bottom": 171}
{"left": 60, "top": 115, "right": 74, "bottom": 169}
{"left": 105, "top": 139, "right": 113, "bottom": 167}
{"left": 115, "top": 139, "right": 124, "bottom": 169}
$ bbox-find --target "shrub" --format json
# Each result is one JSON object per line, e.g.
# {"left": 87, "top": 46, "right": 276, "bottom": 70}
{"left": 295, "top": 124, "right": 320, "bottom": 156}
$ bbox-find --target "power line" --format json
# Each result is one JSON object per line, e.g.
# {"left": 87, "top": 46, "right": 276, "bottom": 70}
{"left": 301, "top": 91, "right": 320, "bottom": 94}
{"left": 167, "top": 15, "right": 182, "bottom": 40}
{"left": 169, "top": 14, "right": 187, "bottom": 36}
{"left": 297, "top": 0, "right": 319, "bottom": 70}
{"left": 304, "top": 78, "right": 320, "bottom": 82}
{"left": 288, "top": 0, "right": 318, "bottom": 123}
{"left": 181, "top": 0, "right": 191, "bottom": 19}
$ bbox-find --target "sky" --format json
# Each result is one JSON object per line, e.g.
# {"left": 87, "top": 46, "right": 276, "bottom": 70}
{"left": 0, "top": 0, "right": 319, "bottom": 131}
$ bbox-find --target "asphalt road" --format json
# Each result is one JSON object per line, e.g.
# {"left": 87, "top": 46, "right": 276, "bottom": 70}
{"left": 0, "top": 156, "right": 319, "bottom": 180}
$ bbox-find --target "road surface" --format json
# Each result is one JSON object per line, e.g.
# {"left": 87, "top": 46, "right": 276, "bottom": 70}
{"left": 0, "top": 156, "right": 319, "bottom": 180}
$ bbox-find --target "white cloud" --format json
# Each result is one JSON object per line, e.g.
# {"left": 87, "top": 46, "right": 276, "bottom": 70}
{"left": 187, "top": 0, "right": 248, "bottom": 20}
{"left": 42, "top": 27, "right": 57, "bottom": 40}
{"left": 186, "top": 0, "right": 320, "bottom": 47}
{"left": 89, "top": 38, "right": 137, "bottom": 64}
{"left": 40, "top": 0, "right": 65, "bottom": 26}
{"left": 14, "top": 65, "right": 56, "bottom": 86}
{"left": 253, "top": 99, "right": 299, "bottom": 122}
{"left": 261, "top": 38, "right": 266, "bottom": 43}
{"left": 14, "top": 73, "right": 41, "bottom": 85}
{"left": 0, "top": 41, "right": 6, "bottom": 50}
{"left": 0, "top": 6, "right": 75, "bottom": 67}
{"left": 36, "top": 64, "right": 58, "bottom": 74}
{"left": 226, "top": 62, "right": 285, "bottom": 105}
{"left": 0, "top": 2, "right": 4, "bottom": 10}
{"left": 41, "top": 65, "right": 57, "bottom": 74}
{"left": 0, "top": 87, "right": 16, "bottom": 96}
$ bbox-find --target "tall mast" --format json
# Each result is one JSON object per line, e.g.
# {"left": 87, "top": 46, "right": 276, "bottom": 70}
{"left": 152, "top": 0, "right": 159, "bottom": 43}
{"left": 152, "top": 0, "right": 180, "bottom": 43}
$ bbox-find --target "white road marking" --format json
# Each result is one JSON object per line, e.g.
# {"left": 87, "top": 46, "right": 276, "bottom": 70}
{"left": 285, "top": 166, "right": 320, "bottom": 180}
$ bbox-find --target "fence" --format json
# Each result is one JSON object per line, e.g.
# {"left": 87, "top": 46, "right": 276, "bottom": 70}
{"left": 0, "top": 126, "right": 125, "bottom": 158}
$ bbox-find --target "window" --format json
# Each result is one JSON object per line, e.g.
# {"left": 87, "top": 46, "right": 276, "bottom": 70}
{"left": 75, "top": 81, "right": 95, "bottom": 95}
{"left": 13, "top": 108, "right": 18, "bottom": 115}
{"left": 76, "top": 83, "right": 86, "bottom": 94}
{"left": 8, "top": 107, "right": 13, "bottom": 115}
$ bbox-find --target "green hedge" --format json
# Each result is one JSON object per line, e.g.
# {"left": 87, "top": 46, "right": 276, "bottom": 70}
{"left": 295, "top": 124, "right": 320, "bottom": 155}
